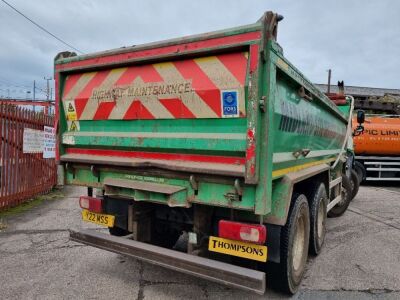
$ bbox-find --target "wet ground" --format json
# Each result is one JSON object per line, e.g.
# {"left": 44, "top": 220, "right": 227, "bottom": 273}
{"left": 0, "top": 184, "right": 399, "bottom": 299}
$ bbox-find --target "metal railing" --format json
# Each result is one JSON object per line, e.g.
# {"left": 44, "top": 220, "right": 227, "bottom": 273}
{"left": 0, "top": 103, "right": 56, "bottom": 211}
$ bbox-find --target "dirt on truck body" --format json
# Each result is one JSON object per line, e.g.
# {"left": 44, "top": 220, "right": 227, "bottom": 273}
{"left": 55, "top": 11, "right": 358, "bottom": 294}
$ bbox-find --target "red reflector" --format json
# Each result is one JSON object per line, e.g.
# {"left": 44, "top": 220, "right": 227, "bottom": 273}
{"left": 79, "top": 196, "right": 102, "bottom": 213}
{"left": 218, "top": 220, "right": 266, "bottom": 244}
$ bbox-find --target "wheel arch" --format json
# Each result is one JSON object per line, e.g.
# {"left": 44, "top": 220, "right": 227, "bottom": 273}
{"left": 295, "top": 171, "right": 329, "bottom": 206}
{"left": 265, "top": 163, "right": 330, "bottom": 227}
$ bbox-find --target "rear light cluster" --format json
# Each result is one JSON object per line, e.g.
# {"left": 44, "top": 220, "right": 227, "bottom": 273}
{"left": 219, "top": 220, "right": 267, "bottom": 244}
{"left": 79, "top": 196, "right": 103, "bottom": 213}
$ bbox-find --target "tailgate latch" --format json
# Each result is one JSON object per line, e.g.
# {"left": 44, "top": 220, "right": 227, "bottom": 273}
{"left": 224, "top": 179, "right": 243, "bottom": 202}
{"left": 189, "top": 175, "right": 198, "bottom": 195}
{"left": 259, "top": 96, "right": 266, "bottom": 112}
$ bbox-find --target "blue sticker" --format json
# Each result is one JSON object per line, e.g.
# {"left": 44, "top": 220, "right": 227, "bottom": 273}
{"left": 222, "top": 90, "right": 238, "bottom": 116}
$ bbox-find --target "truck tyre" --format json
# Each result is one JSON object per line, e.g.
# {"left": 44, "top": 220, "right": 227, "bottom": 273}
{"left": 350, "top": 170, "right": 360, "bottom": 201}
{"left": 278, "top": 194, "right": 310, "bottom": 294}
{"left": 109, "top": 227, "right": 129, "bottom": 236}
{"left": 354, "top": 161, "right": 366, "bottom": 183}
{"left": 327, "top": 176, "right": 351, "bottom": 218}
{"left": 309, "top": 183, "right": 327, "bottom": 256}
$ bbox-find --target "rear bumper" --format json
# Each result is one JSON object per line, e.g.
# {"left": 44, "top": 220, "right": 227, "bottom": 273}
{"left": 69, "top": 229, "right": 266, "bottom": 294}
{"left": 61, "top": 153, "right": 244, "bottom": 177}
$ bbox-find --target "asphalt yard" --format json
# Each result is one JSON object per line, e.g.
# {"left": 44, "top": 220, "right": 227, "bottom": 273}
{"left": 0, "top": 184, "right": 399, "bottom": 299}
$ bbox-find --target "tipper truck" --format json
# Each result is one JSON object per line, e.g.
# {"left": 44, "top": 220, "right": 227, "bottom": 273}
{"left": 55, "top": 12, "right": 361, "bottom": 294}
{"left": 353, "top": 115, "right": 400, "bottom": 182}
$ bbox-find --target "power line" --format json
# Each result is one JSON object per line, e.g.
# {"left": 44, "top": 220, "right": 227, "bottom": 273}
{"left": 0, "top": 77, "right": 32, "bottom": 88}
{"left": 0, "top": 80, "right": 47, "bottom": 93}
{"left": 1, "top": 0, "right": 84, "bottom": 54}
{"left": 0, "top": 77, "right": 50, "bottom": 94}
{"left": 35, "top": 86, "right": 47, "bottom": 93}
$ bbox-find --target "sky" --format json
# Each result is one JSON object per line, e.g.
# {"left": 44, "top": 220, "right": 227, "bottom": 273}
{"left": 0, "top": 0, "right": 399, "bottom": 100}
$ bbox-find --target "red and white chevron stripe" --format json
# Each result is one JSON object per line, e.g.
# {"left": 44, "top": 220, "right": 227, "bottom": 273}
{"left": 62, "top": 52, "right": 248, "bottom": 120}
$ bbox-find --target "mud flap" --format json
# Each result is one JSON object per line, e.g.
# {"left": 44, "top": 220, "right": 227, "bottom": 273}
{"left": 70, "top": 229, "right": 266, "bottom": 294}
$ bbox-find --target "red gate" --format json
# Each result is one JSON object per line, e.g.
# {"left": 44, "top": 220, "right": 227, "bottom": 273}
{"left": 0, "top": 103, "right": 56, "bottom": 211}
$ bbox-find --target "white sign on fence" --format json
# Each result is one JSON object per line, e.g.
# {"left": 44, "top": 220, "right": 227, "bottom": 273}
{"left": 23, "top": 128, "right": 44, "bottom": 153}
{"left": 43, "top": 126, "right": 55, "bottom": 158}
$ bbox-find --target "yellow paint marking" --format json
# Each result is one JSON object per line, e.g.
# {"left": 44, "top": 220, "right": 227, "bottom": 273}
{"left": 276, "top": 57, "right": 289, "bottom": 71}
{"left": 272, "top": 157, "right": 336, "bottom": 178}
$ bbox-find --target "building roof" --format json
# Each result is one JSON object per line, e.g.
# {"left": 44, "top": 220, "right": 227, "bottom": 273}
{"left": 314, "top": 84, "right": 400, "bottom": 97}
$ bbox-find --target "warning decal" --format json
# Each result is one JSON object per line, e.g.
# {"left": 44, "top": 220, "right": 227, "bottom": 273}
{"left": 221, "top": 90, "right": 239, "bottom": 118}
{"left": 43, "top": 126, "right": 55, "bottom": 158}
{"left": 65, "top": 101, "right": 77, "bottom": 121}
{"left": 67, "top": 120, "right": 80, "bottom": 132}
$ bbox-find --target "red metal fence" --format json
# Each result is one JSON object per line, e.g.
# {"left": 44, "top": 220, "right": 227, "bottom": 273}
{"left": 0, "top": 103, "right": 56, "bottom": 211}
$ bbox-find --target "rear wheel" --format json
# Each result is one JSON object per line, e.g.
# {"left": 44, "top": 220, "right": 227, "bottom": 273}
{"left": 350, "top": 170, "right": 360, "bottom": 200}
{"left": 328, "top": 176, "right": 351, "bottom": 218}
{"left": 354, "top": 161, "right": 366, "bottom": 183}
{"left": 309, "top": 183, "right": 327, "bottom": 256}
{"left": 278, "top": 194, "right": 310, "bottom": 294}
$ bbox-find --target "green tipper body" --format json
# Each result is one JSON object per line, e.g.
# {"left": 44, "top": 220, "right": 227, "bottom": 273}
{"left": 55, "top": 14, "right": 350, "bottom": 225}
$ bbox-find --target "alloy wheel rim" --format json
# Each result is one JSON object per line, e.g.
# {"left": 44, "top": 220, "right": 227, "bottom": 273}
{"left": 317, "top": 200, "right": 325, "bottom": 239}
{"left": 292, "top": 213, "right": 306, "bottom": 271}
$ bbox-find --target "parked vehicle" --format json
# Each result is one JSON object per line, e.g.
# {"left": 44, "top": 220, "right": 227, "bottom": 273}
{"left": 326, "top": 88, "right": 363, "bottom": 200}
{"left": 353, "top": 115, "right": 400, "bottom": 182}
{"left": 55, "top": 11, "right": 361, "bottom": 294}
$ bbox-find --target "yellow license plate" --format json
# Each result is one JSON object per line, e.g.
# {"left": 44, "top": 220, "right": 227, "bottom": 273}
{"left": 81, "top": 209, "right": 115, "bottom": 227}
{"left": 208, "top": 236, "right": 267, "bottom": 262}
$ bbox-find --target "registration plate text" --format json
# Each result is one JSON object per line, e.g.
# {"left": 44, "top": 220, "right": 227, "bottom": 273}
{"left": 81, "top": 209, "right": 115, "bottom": 227}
